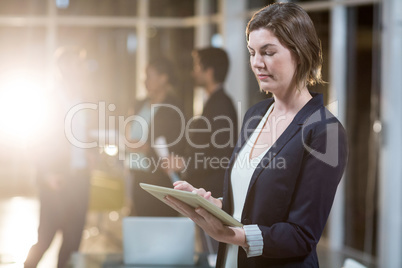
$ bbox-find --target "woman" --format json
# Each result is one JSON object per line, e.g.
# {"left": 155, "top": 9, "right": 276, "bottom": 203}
{"left": 164, "top": 3, "right": 348, "bottom": 267}
{"left": 129, "top": 57, "right": 184, "bottom": 217}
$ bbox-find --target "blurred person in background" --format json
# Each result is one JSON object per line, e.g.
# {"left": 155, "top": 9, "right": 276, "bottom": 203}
{"left": 172, "top": 47, "right": 237, "bottom": 200}
{"left": 25, "top": 47, "right": 95, "bottom": 268}
{"left": 167, "top": 47, "right": 238, "bottom": 263}
{"left": 127, "top": 56, "right": 185, "bottom": 217}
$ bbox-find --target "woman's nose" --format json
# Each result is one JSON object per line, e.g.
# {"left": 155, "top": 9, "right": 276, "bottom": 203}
{"left": 251, "top": 54, "right": 264, "bottom": 69}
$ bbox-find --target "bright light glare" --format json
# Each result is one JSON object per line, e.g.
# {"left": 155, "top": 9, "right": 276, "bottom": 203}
{"left": 0, "top": 70, "right": 49, "bottom": 147}
{"left": 0, "top": 197, "right": 39, "bottom": 265}
{"left": 104, "top": 144, "right": 118, "bottom": 156}
{"left": 109, "top": 211, "right": 119, "bottom": 221}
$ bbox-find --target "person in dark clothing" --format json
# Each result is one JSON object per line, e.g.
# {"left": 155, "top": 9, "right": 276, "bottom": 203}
{"left": 128, "top": 57, "right": 184, "bottom": 217}
{"left": 166, "top": 47, "right": 238, "bottom": 265}
{"left": 171, "top": 47, "right": 238, "bottom": 198}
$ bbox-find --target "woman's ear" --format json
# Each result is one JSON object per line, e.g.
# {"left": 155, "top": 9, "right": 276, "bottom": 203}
{"left": 291, "top": 49, "right": 301, "bottom": 65}
{"left": 296, "top": 52, "right": 301, "bottom": 65}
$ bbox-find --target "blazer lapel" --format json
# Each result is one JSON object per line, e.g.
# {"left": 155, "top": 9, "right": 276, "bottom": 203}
{"left": 223, "top": 99, "right": 273, "bottom": 214}
{"left": 229, "top": 99, "right": 274, "bottom": 168}
{"left": 245, "top": 93, "right": 324, "bottom": 197}
{"left": 246, "top": 122, "right": 302, "bottom": 196}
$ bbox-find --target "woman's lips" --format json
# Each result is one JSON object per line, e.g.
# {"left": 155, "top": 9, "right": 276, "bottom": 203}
{"left": 257, "top": 74, "right": 272, "bottom": 80}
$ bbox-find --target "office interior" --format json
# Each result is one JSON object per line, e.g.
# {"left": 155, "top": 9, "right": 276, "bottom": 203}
{"left": 0, "top": 0, "right": 401, "bottom": 267}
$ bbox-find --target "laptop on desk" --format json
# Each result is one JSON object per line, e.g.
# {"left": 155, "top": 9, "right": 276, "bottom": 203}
{"left": 122, "top": 217, "right": 196, "bottom": 266}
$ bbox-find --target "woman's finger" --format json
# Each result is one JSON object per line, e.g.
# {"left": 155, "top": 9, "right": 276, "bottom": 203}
{"left": 173, "top": 180, "right": 184, "bottom": 187}
{"left": 192, "top": 188, "right": 207, "bottom": 196}
{"left": 173, "top": 181, "right": 195, "bottom": 192}
{"left": 162, "top": 196, "right": 189, "bottom": 217}
{"left": 195, "top": 207, "right": 216, "bottom": 224}
{"left": 165, "top": 195, "right": 202, "bottom": 221}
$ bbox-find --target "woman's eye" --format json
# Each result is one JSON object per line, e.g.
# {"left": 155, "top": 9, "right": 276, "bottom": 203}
{"left": 266, "top": 52, "right": 276, "bottom": 56}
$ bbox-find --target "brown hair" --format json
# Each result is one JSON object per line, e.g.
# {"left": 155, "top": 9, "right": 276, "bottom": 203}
{"left": 246, "top": 2, "right": 324, "bottom": 88}
{"left": 193, "top": 47, "right": 229, "bottom": 83}
{"left": 148, "top": 56, "right": 177, "bottom": 87}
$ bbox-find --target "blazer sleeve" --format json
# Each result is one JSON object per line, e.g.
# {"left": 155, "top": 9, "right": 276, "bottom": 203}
{"left": 258, "top": 122, "right": 348, "bottom": 258}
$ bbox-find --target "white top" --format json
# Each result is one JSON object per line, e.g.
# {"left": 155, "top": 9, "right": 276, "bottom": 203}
{"left": 224, "top": 104, "right": 274, "bottom": 268}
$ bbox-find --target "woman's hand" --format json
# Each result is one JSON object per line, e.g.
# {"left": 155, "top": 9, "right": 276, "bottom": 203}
{"left": 173, "top": 181, "right": 222, "bottom": 209}
{"left": 163, "top": 195, "right": 247, "bottom": 247}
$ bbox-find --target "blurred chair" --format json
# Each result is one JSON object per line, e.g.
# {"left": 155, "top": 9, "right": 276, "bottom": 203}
{"left": 83, "top": 170, "right": 126, "bottom": 250}
{"left": 89, "top": 170, "right": 125, "bottom": 212}
{"left": 343, "top": 258, "right": 367, "bottom": 268}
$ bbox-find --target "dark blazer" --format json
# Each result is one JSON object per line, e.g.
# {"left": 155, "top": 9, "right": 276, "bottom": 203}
{"left": 216, "top": 93, "right": 348, "bottom": 268}
{"left": 184, "top": 87, "right": 238, "bottom": 197}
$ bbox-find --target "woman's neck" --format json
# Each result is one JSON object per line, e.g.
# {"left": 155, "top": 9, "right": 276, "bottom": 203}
{"left": 272, "top": 86, "right": 312, "bottom": 116}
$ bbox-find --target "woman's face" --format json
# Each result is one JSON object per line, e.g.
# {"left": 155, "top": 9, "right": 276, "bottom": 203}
{"left": 145, "top": 65, "right": 166, "bottom": 97}
{"left": 248, "top": 28, "right": 298, "bottom": 95}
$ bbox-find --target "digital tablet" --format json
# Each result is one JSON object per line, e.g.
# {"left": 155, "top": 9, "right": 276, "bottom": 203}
{"left": 140, "top": 183, "right": 243, "bottom": 227}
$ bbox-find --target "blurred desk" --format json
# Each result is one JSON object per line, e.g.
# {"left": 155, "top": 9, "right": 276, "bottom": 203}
{"left": 70, "top": 252, "right": 211, "bottom": 268}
